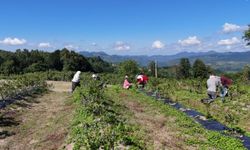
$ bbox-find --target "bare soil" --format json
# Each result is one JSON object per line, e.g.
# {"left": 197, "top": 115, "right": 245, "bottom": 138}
{"left": 0, "top": 81, "right": 74, "bottom": 150}
{"left": 119, "top": 92, "right": 196, "bottom": 150}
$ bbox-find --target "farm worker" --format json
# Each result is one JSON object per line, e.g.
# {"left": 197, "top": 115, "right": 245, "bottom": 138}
{"left": 92, "top": 73, "right": 106, "bottom": 88}
{"left": 136, "top": 73, "right": 149, "bottom": 88}
{"left": 72, "top": 71, "right": 81, "bottom": 92}
{"left": 92, "top": 73, "right": 100, "bottom": 80}
{"left": 220, "top": 75, "right": 233, "bottom": 102}
{"left": 206, "top": 74, "right": 221, "bottom": 102}
{"left": 136, "top": 74, "right": 143, "bottom": 88}
{"left": 142, "top": 74, "right": 149, "bottom": 83}
{"left": 123, "top": 75, "right": 132, "bottom": 89}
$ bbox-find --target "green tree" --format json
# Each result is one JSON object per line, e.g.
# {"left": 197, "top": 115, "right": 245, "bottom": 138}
{"left": 0, "top": 60, "right": 17, "bottom": 75}
{"left": 118, "top": 60, "right": 139, "bottom": 76}
{"left": 15, "top": 49, "right": 31, "bottom": 72}
{"left": 241, "top": 65, "right": 250, "bottom": 82}
{"left": 88, "top": 56, "right": 114, "bottom": 73}
{"left": 148, "top": 61, "right": 155, "bottom": 76}
{"left": 0, "top": 50, "right": 19, "bottom": 74}
{"left": 243, "top": 25, "right": 250, "bottom": 45}
{"left": 15, "top": 49, "right": 49, "bottom": 73}
{"left": 177, "top": 58, "right": 191, "bottom": 79}
{"left": 140, "top": 66, "right": 149, "bottom": 75}
{"left": 48, "top": 50, "right": 63, "bottom": 70}
{"left": 60, "top": 49, "right": 92, "bottom": 71}
{"left": 158, "top": 67, "right": 171, "bottom": 78}
{"left": 206, "top": 65, "right": 215, "bottom": 75}
{"left": 0, "top": 48, "right": 112, "bottom": 74}
{"left": 193, "top": 59, "right": 208, "bottom": 79}
{"left": 0, "top": 56, "right": 4, "bottom": 66}
{"left": 25, "top": 62, "right": 47, "bottom": 72}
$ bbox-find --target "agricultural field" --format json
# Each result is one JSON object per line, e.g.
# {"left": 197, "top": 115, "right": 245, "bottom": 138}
{"left": 0, "top": 74, "right": 48, "bottom": 102}
{"left": 0, "top": 72, "right": 250, "bottom": 149}
{"left": 63, "top": 77, "right": 248, "bottom": 149}
{"left": 146, "top": 78, "right": 250, "bottom": 136}
{"left": 1, "top": 0, "right": 250, "bottom": 149}
{"left": 0, "top": 74, "right": 75, "bottom": 149}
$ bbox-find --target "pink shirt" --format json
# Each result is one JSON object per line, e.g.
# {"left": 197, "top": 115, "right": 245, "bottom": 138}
{"left": 123, "top": 79, "right": 131, "bottom": 89}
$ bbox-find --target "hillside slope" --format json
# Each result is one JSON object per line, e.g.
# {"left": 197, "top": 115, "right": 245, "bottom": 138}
{"left": 80, "top": 51, "right": 250, "bottom": 71}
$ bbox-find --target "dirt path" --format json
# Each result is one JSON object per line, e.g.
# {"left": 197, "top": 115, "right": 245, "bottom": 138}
{"left": 125, "top": 100, "right": 183, "bottom": 149}
{"left": 0, "top": 81, "right": 74, "bottom": 150}
{"left": 113, "top": 92, "right": 195, "bottom": 150}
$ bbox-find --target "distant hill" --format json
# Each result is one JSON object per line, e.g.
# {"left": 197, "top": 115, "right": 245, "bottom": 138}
{"left": 80, "top": 51, "right": 250, "bottom": 72}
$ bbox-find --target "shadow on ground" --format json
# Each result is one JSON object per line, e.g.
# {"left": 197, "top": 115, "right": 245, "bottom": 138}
{"left": 0, "top": 90, "right": 47, "bottom": 140}
{"left": 0, "top": 116, "right": 19, "bottom": 139}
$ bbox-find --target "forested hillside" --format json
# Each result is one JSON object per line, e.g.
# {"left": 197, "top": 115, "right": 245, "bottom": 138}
{"left": 0, "top": 48, "right": 113, "bottom": 75}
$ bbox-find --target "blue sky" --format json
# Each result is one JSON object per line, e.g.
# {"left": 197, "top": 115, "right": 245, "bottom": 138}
{"left": 0, "top": 0, "right": 249, "bottom": 55}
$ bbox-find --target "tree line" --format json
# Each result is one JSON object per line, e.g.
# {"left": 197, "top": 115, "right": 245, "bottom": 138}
{"left": 118, "top": 58, "right": 250, "bottom": 82}
{"left": 0, "top": 47, "right": 214, "bottom": 80}
{"left": 0, "top": 48, "right": 114, "bottom": 75}
{"left": 118, "top": 58, "right": 213, "bottom": 79}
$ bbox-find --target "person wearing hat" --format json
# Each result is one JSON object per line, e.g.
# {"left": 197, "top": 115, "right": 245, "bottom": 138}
{"left": 92, "top": 73, "right": 100, "bottom": 80}
{"left": 220, "top": 75, "right": 233, "bottom": 102}
{"left": 136, "top": 73, "right": 149, "bottom": 88}
{"left": 123, "top": 75, "right": 132, "bottom": 89}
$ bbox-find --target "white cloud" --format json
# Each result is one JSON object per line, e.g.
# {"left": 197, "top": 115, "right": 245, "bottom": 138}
{"left": 222, "top": 23, "right": 246, "bottom": 33}
{"left": 65, "top": 44, "right": 79, "bottom": 50}
{"left": 0, "top": 37, "right": 26, "bottom": 45}
{"left": 217, "top": 37, "right": 240, "bottom": 45}
{"left": 152, "top": 40, "right": 165, "bottom": 49}
{"left": 113, "top": 41, "right": 131, "bottom": 51}
{"left": 178, "top": 36, "right": 201, "bottom": 46}
{"left": 91, "top": 42, "right": 97, "bottom": 46}
{"left": 38, "top": 42, "right": 51, "bottom": 48}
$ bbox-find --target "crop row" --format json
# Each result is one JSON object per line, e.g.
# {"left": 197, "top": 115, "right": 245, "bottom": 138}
{"left": 146, "top": 77, "right": 250, "bottom": 135}
{"left": 68, "top": 80, "right": 145, "bottom": 149}
{"left": 0, "top": 74, "right": 48, "bottom": 101}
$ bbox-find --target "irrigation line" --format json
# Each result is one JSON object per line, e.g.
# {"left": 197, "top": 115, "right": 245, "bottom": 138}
{"left": 141, "top": 90, "right": 250, "bottom": 149}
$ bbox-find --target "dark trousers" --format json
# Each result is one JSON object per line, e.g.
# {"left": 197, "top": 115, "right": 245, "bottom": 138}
{"left": 72, "top": 82, "right": 80, "bottom": 92}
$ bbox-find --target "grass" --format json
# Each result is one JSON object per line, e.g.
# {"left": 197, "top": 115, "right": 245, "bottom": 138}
{"left": 169, "top": 87, "right": 250, "bottom": 134}
{"left": 147, "top": 78, "right": 250, "bottom": 134}
{"left": 0, "top": 88, "right": 74, "bottom": 150}
{"left": 106, "top": 85, "right": 246, "bottom": 150}
{"left": 68, "top": 81, "right": 146, "bottom": 150}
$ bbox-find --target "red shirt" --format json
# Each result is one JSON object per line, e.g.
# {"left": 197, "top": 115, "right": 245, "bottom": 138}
{"left": 221, "top": 76, "right": 232, "bottom": 86}
{"left": 142, "top": 75, "right": 149, "bottom": 83}
{"left": 137, "top": 75, "right": 148, "bottom": 83}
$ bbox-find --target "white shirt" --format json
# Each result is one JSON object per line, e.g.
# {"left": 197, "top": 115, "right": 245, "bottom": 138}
{"left": 207, "top": 75, "right": 221, "bottom": 92}
{"left": 72, "top": 71, "right": 81, "bottom": 82}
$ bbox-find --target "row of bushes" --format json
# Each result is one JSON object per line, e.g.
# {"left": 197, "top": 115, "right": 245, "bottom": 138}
{"left": 0, "top": 73, "right": 48, "bottom": 100}
{"left": 68, "top": 80, "right": 145, "bottom": 149}
{"left": 146, "top": 77, "right": 250, "bottom": 135}
{"left": 117, "top": 87, "right": 246, "bottom": 149}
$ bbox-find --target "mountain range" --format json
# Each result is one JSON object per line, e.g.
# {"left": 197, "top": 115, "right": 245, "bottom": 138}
{"left": 79, "top": 51, "right": 250, "bottom": 72}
